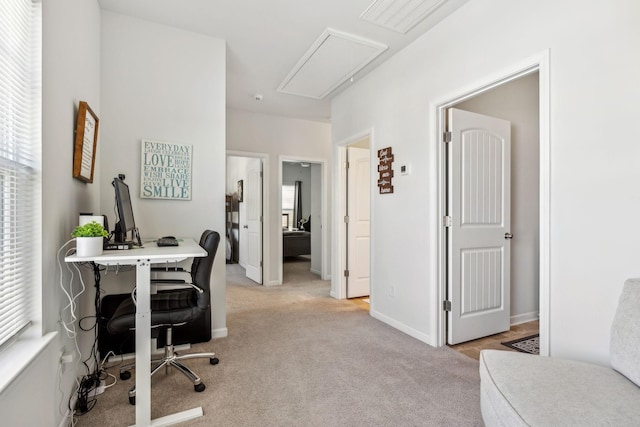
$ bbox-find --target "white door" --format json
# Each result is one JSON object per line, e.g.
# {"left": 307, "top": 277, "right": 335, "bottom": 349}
{"left": 447, "top": 108, "right": 511, "bottom": 344}
{"left": 245, "top": 159, "right": 263, "bottom": 284}
{"left": 347, "top": 147, "right": 370, "bottom": 298}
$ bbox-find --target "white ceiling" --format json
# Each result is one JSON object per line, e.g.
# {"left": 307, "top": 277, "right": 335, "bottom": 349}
{"left": 98, "top": 0, "right": 470, "bottom": 122}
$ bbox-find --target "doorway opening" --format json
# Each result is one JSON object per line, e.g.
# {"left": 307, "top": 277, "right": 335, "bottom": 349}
{"left": 278, "top": 156, "right": 329, "bottom": 285}
{"left": 333, "top": 132, "right": 372, "bottom": 306}
{"left": 435, "top": 52, "right": 550, "bottom": 355}
{"left": 226, "top": 152, "right": 267, "bottom": 285}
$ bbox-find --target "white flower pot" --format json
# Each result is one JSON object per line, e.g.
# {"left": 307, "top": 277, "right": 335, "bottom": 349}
{"left": 76, "top": 236, "right": 103, "bottom": 257}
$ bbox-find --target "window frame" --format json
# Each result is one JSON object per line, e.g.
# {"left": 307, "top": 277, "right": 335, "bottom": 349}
{"left": 0, "top": 0, "right": 44, "bottom": 390}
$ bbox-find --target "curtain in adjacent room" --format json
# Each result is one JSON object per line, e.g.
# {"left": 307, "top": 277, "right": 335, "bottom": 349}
{"left": 293, "top": 181, "right": 302, "bottom": 228}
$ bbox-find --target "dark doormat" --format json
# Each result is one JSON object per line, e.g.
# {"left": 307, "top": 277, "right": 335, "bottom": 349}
{"left": 502, "top": 334, "right": 539, "bottom": 354}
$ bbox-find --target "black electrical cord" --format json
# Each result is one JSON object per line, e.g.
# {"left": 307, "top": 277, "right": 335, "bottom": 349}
{"left": 70, "top": 261, "right": 135, "bottom": 417}
{"left": 75, "top": 373, "right": 100, "bottom": 415}
{"left": 74, "top": 262, "right": 105, "bottom": 416}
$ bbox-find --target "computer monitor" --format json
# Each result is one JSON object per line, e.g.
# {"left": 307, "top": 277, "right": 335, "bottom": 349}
{"left": 112, "top": 177, "right": 143, "bottom": 247}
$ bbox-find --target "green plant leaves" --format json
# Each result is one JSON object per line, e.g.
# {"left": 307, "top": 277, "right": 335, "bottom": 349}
{"left": 71, "top": 221, "right": 108, "bottom": 238}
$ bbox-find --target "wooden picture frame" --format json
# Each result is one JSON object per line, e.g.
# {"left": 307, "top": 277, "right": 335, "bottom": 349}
{"left": 72, "top": 101, "right": 99, "bottom": 183}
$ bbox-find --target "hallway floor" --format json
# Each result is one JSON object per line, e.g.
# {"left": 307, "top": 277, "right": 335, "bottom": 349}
{"left": 229, "top": 260, "right": 535, "bottom": 361}
{"left": 449, "top": 320, "right": 539, "bottom": 360}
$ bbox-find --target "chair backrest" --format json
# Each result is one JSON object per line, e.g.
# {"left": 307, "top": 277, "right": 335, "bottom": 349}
{"left": 610, "top": 278, "right": 640, "bottom": 386}
{"left": 191, "top": 230, "right": 220, "bottom": 310}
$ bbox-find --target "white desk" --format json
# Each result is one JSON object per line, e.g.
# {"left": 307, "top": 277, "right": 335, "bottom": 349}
{"left": 65, "top": 239, "right": 207, "bottom": 427}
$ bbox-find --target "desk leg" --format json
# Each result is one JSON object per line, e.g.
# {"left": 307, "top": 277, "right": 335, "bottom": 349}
{"left": 134, "top": 260, "right": 152, "bottom": 426}
{"left": 130, "top": 259, "right": 204, "bottom": 427}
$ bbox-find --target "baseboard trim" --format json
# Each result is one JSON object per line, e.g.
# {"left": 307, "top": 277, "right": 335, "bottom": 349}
{"left": 59, "top": 402, "right": 75, "bottom": 427}
{"left": 370, "top": 309, "right": 433, "bottom": 346}
{"left": 510, "top": 311, "right": 539, "bottom": 326}
{"left": 310, "top": 267, "right": 321, "bottom": 275}
{"left": 211, "top": 327, "right": 228, "bottom": 339}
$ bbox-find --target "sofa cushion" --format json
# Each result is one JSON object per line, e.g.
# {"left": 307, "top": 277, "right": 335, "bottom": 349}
{"left": 610, "top": 278, "right": 640, "bottom": 387}
{"left": 480, "top": 349, "right": 640, "bottom": 426}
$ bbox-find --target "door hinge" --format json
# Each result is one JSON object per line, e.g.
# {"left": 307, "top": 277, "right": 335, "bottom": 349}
{"left": 443, "top": 131, "right": 452, "bottom": 143}
{"left": 443, "top": 215, "right": 452, "bottom": 227}
{"left": 443, "top": 300, "right": 452, "bottom": 312}
{"left": 344, "top": 269, "right": 349, "bottom": 277}
{"left": 344, "top": 215, "right": 349, "bottom": 223}
{"left": 344, "top": 161, "right": 349, "bottom": 169}
{"left": 260, "top": 260, "right": 263, "bottom": 267}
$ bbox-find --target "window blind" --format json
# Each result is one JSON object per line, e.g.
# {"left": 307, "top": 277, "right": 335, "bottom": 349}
{"left": 282, "top": 185, "right": 295, "bottom": 210}
{"left": 0, "top": 0, "right": 42, "bottom": 348}
{"left": 282, "top": 185, "right": 295, "bottom": 229}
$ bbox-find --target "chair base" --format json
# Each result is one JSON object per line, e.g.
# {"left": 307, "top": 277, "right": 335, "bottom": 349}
{"left": 119, "top": 326, "right": 218, "bottom": 405}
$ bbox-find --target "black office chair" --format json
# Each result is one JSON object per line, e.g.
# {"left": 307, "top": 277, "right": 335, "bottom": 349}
{"left": 106, "top": 230, "right": 220, "bottom": 405}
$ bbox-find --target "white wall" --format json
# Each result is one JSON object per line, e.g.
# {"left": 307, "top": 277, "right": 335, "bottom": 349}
{"left": 332, "top": 0, "right": 640, "bottom": 364}
{"left": 43, "top": 0, "right": 102, "bottom": 371}
{"left": 100, "top": 12, "right": 227, "bottom": 336}
{"left": 455, "top": 72, "right": 540, "bottom": 324}
{"left": 310, "top": 163, "right": 322, "bottom": 274}
{"left": 226, "top": 156, "right": 251, "bottom": 195}
{"left": 45, "top": 0, "right": 102, "bottom": 424}
{"left": 0, "top": 1, "right": 103, "bottom": 426}
{"left": 227, "top": 109, "right": 331, "bottom": 285}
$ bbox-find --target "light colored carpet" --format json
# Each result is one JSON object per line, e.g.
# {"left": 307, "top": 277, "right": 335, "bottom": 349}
{"left": 75, "top": 260, "right": 482, "bottom": 426}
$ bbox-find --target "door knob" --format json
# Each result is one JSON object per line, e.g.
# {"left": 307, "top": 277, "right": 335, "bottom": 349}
{"left": 243, "top": 225, "right": 248, "bottom": 229}
{"left": 504, "top": 232, "right": 513, "bottom": 239}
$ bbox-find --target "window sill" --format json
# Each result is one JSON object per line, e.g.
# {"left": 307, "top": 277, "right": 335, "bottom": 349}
{"left": 0, "top": 331, "right": 57, "bottom": 394}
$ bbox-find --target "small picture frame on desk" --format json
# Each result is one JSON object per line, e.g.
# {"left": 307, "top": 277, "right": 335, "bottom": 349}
{"left": 72, "top": 101, "right": 99, "bottom": 183}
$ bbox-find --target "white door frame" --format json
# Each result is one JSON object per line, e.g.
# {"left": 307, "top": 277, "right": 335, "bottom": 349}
{"left": 226, "top": 150, "right": 269, "bottom": 285}
{"left": 432, "top": 50, "right": 550, "bottom": 355}
{"left": 278, "top": 155, "right": 329, "bottom": 284}
{"left": 332, "top": 129, "right": 374, "bottom": 300}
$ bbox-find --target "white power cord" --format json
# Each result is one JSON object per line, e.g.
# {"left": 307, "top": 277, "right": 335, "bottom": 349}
{"left": 56, "top": 238, "right": 88, "bottom": 426}
{"left": 57, "top": 239, "right": 89, "bottom": 338}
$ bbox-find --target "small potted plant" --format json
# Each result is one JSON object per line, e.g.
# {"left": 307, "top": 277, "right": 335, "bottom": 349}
{"left": 72, "top": 221, "right": 109, "bottom": 257}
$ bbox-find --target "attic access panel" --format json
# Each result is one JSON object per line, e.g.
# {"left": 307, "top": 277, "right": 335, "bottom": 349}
{"left": 278, "top": 28, "right": 387, "bottom": 100}
{"left": 361, "top": 0, "right": 448, "bottom": 34}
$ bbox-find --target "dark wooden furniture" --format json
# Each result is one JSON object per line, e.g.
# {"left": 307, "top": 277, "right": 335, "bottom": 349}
{"left": 226, "top": 195, "right": 239, "bottom": 263}
{"left": 283, "top": 231, "right": 311, "bottom": 257}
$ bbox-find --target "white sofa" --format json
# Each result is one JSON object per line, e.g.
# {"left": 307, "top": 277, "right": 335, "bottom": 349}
{"left": 480, "top": 278, "right": 640, "bottom": 426}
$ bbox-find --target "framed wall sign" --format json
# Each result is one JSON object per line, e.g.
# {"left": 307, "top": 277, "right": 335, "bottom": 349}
{"left": 377, "top": 146, "right": 394, "bottom": 194}
{"left": 140, "top": 139, "right": 193, "bottom": 200}
{"left": 72, "top": 101, "right": 99, "bottom": 183}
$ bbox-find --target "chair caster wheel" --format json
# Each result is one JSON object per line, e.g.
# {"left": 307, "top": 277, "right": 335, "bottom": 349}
{"left": 210, "top": 357, "right": 219, "bottom": 365}
{"left": 129, "top": 396, "right": 135, "bottom": 405}
{"left": 120, "top": 371, "right": 131, "bottom": 380}
{"left": 194, "top": 383, "right": 206, "bottom": 392}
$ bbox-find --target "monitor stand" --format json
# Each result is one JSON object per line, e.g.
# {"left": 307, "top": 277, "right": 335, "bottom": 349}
{"left": 104, "top": 241, "right": 133, "bottom": 250}
{"left": 133, "top": 227, "right": 143, "bottom": 248}
{"left": 111, "top": 222, "right": 142, "bottom": 249}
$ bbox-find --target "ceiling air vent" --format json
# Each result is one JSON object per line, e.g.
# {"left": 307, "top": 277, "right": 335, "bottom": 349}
{"left": 361, "top": 0, "right": 448, "bottom": 34}
{"left": 277, "top": 28, "right": 387, "bottom": 100}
